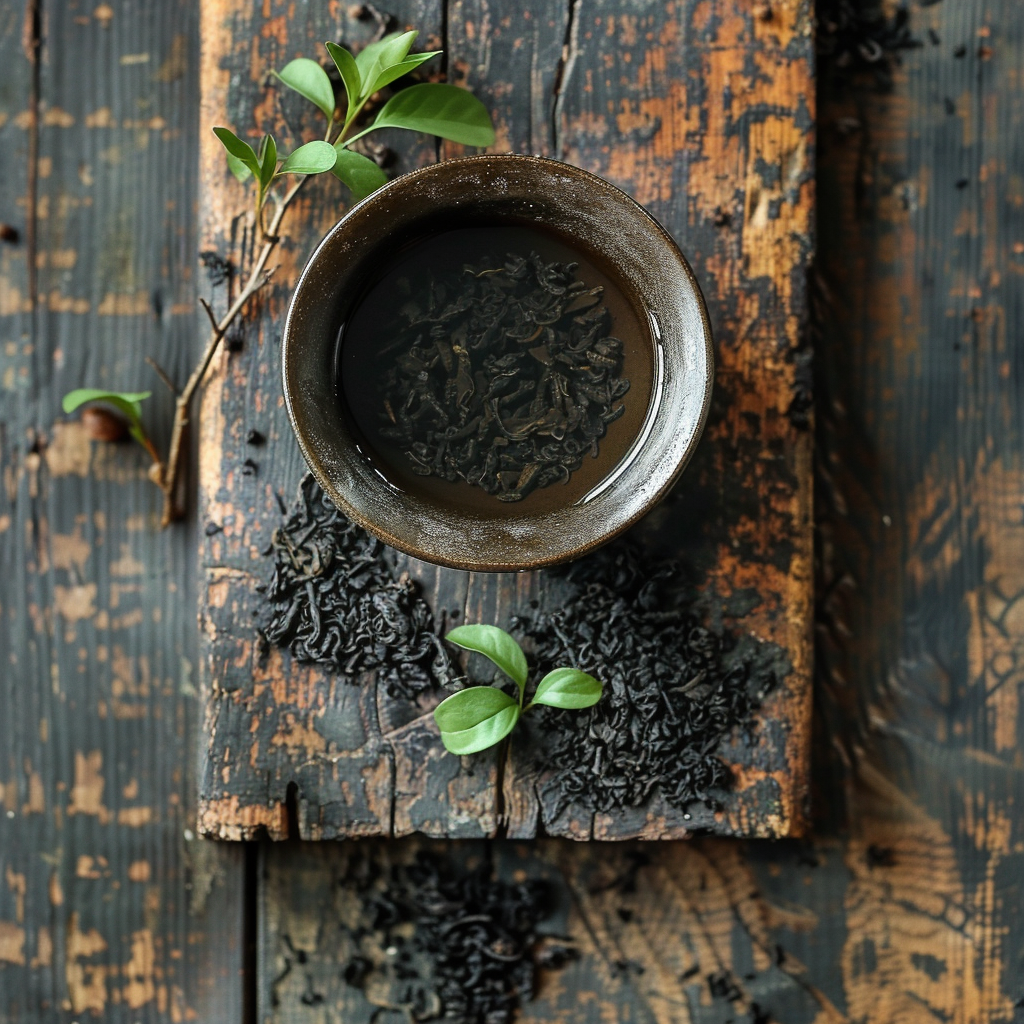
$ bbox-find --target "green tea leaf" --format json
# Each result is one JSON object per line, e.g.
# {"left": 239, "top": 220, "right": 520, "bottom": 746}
{"left": 325, "top": 42, "right": 362, "bottom": 114}
{"left": 275, "top": 58, "right": 336, "bottom": 120}
{"left": 354, "top": 30, "right": 418, "bottom": 88}
{"left": 258, "top": 134, "right": 277, "bottom": 190}
{"left": 225, "top": 151, "right": 252, "bottom": 183}
{"left": 332, "top": 147, "right": 388, "bottom": 201}
{"left": 213, "top": 127, "right": 261, "bottom": 178}
{"left": 371, "top": 83, "right": 496, "bottom": 146}
{"left": 446, "top": 624, "right": 528, "bottom": 701}
{"left": 528, "top": 668, "right": 603, "bottom": 710}
{"left": 62, "top": 388, "right": 151, "bottom": 419}
{"left": 364, "top": 50, "right": 441, "bottom": 97}
{"left": 279, "top": 140, "right": 338, "bottom": 175}
{"left": 434, "top": 686, "right": 520, "bottom": 755}
{"left": 434, "top": 685, "right": 518, "bottom": 732}
{"left": 61, "top": 389, "right": 152, "bottom": 444}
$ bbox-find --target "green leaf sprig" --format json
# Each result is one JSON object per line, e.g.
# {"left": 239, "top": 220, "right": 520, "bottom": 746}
{"left": 63, "top": 28, "right": 495, "bottom": 527}
{"left": 434, "top": 625, "right": 603, "bottom": 756}
{"left": 214, "top": 30, "right": 494, "bottom": 227}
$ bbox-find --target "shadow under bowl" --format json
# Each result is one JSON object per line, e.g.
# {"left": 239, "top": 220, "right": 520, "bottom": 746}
{"left": 282, "top": 154, "right": 713, "bottom": 572}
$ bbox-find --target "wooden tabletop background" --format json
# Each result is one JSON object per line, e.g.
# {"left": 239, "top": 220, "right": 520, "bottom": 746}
{"left": 2, "top": 0, "right": 1023, "bottom": 1020}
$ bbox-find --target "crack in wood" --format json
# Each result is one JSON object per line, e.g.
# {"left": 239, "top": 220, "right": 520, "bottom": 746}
{"left": 550, "top": 0, "right": 581, "bottom": 158}
{"left": 22, "top": 0, "right": 40, "bottom": 309}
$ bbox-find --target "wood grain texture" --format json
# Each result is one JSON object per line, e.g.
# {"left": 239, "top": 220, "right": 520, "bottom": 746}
{"left": 0, "top": 1, "right": 245, "bottom": 1019}
{"left": 196, "top": 0, "right": 814, "bottom": 842}
{"left": 259, "top": 0, "right": 1024, "bottom": 1020}
{"left": 808, "top": 0, "right": 1024, "bottom": 1015}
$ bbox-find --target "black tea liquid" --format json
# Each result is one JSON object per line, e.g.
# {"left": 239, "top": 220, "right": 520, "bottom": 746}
{"left": 337, "top": 225, "right": 655, "bottom": 515}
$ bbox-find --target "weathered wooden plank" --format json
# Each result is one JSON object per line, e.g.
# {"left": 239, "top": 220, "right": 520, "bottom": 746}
{"left": 0, "top": 1, "right": 245, "bottom": 1019}
{"left": 0, "top": 1, "right": 40, "bottom": 1014}
{"left": 197, "top": 0, "right": 814, "bottom": 842}
{"left": 804, "top": 0, "right": 1024, "bottom": 1014}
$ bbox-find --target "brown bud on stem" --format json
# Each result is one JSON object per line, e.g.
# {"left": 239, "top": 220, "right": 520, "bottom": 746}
{"left": 81, "top": 406, "right": 129, "bottom": 442}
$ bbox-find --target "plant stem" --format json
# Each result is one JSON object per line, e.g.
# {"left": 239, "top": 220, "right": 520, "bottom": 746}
{"left": 154, "top": 107, "right": 365, "bottom": 526}
{"left": 157, "top": 173, "right": 308, "bottom": 527}
{"left": 339, "top": 123, "right": 376, "bottom": 148}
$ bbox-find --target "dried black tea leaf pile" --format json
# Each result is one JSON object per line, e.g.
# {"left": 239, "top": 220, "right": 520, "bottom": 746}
{"left": 516, "top": 542, "right": 778, "bottom": 816}
{"left": 342, "top": 851, "right": 554, "bottom": 1024}
{"left": 373, "top": 251, "right": 630, "bottom": 502}
{"left": 258, "top": 475, "right": 452, "bottom": 698}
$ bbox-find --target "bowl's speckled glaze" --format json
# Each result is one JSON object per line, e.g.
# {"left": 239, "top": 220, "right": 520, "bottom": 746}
{"left": 282, "top": 154, "right": 713, "bottom": 572}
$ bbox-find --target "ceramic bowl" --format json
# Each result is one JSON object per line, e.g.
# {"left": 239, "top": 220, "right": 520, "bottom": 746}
{"left": 282, "top": 154, "right": 713, "bottom": 572}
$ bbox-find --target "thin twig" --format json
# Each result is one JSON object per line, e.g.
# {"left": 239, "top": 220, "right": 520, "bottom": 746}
{"left": 197, "top": 296, "right": 219, "bottom": 333}
{"left": 158, "top": 174, "right": 309, "bottom": 526}
{"left": 145, "top": 357, "right": 177, "bottom": 395}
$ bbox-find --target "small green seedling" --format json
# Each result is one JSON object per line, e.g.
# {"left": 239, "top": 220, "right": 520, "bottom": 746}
{"left": 434, "top": 624, "right": 603, "bottom": 756}
{"left": 62, "top": 389, "right": 159, "bottom": 465}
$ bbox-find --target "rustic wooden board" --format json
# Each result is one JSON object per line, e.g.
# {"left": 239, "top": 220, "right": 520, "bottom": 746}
{"left": 0, "top": 1, "right": 245, "bottom": 1019}
{"left": 196, "top": 0, "right": 814, "bottom": 841}
{"left": 258, "top": 0, "right": 1024, "bottom": 1020}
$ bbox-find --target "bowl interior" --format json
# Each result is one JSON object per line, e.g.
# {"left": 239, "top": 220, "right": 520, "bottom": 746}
{"left": 282, "top": 155, "right": 712, "bottom": 572}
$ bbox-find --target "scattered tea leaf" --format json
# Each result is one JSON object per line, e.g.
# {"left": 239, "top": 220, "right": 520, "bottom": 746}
{"left": 340, "top": 848, "right": 555, "bottom": 1023}
{"left": 260, "top": 476, "right": 453, "bottom": 698}
{"left": 275, "top": 57, "right": 336, "bottom": 120}
{"left": 516, "top": 542, "right": 780, "bottom": 816}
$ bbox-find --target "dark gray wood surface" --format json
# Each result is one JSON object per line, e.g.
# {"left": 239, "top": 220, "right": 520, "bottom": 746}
{"left": 0, "top": 1, "right": 244, "bottom": 1019}
{"left": 3, "top": 0, "right": 1024, "bottom": 1020}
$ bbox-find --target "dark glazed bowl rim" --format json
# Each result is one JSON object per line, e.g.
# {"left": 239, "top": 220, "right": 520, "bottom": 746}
{"left": 282, "top": 154, "right": 713, "bottom": 572}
